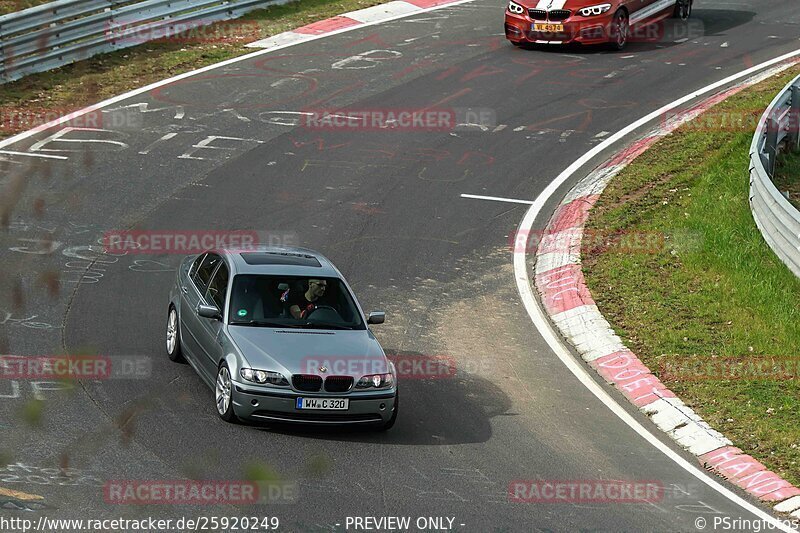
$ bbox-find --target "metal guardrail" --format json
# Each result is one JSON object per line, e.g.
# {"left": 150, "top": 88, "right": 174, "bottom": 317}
{"left": 749, "top": 73, "right": 800, "bottom": 277}
{"left": 0, "top": 0, "right": 286, "bottom": 83}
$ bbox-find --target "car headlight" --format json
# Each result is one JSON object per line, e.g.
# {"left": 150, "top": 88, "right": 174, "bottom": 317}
{"left": 507, "top": 1, "right": 525, "bottom": 15}
{"left": 578, "top": 3, "right": 611, "bottom": 16}
{"left": 355, "top": 373, "right": 394, "bottom": 389}
{"left": 240, "top": 368, "right": 289, "bottom": 386}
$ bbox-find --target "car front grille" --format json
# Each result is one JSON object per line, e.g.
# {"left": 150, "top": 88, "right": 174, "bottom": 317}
{"left": 547, "top": 9, "right": 571, "bottom": 21}
{"left": 292, "top": 374, "right": 322, "bottom": 392}
{"left": 324, "top": 376, "right": 354, "bottom": 393}
{"left": 527, "top": 8, "right": 571, "bottom": 21}
{"left": 528, "top": 8, "right": 546, "bottom": 19}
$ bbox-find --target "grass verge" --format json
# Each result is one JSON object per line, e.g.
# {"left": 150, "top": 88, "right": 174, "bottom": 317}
{"left": 773, "top": 149, "right": 800, "bottom": 211}
{"left": 582, "top": 68, "right": 800, "bottom": 486}
{"left": 0, "top": 1, "right": 51, "bottom": 15}
{"left": 0, "top": 0, "right": 388, "bottom": 139}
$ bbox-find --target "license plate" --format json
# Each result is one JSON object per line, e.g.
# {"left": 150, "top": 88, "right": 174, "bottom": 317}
{"left": 296, "top": 397, "right": 349, "bottom": 410}
{"left": 533, "top": 23, "right": 564, "bottom": 32}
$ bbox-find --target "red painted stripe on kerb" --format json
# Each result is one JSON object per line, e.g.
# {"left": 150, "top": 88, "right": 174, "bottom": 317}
{"left": 590, "top": 351, "right": 677, "bottom": 407}
{"left": 294, "top": 16, "right": 361, "bottom": 35}
{"left": 602, "top": 135, "right": 660, "bottom": 168}
{"left": 699, "top": 447, "right": 800, "bottom": 502}
{"left": 600, "top": 85, "right": 745, "bottom": 170}
{"left": 535, "top": 264, "right": 594, "bottom": 315}
{"left": 548, "top": 196, "right": 601, "bottom": 233}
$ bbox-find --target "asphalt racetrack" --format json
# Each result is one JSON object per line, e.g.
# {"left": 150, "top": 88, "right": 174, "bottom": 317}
{"left": 1, "top": 0, "right": 800, "bottom": 530}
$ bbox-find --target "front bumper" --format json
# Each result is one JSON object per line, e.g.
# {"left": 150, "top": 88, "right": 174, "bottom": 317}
{"left": 232, "top": 381, "right": 397, "bottom": 425}
{"left": 504, "top": 12, "right": 614, "bottom": 45}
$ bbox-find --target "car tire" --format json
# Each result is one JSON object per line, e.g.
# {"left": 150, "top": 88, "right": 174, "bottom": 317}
{"left": 608, "top": 10, "right": 629, "bottom": 51}
{"left": 379, "top": 393, "right": 398, "bottom": 431}
{"left": 215, "top": 362, "right": 239, "bottom": 423}
{"left": 166, "top": 306, "right": 184, "bottom": 362}
{"left": 673, "top": 0, "right": 691, "bottom": 19}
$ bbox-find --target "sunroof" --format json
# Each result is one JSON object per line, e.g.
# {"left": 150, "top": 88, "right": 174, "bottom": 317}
{"left": 240, "top": 252, "right": 322, "bottom": 267}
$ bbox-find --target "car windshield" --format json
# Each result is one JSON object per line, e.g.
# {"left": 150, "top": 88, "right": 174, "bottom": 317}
{"left": 228, "top": 275, "right": 365, "bottom": 330}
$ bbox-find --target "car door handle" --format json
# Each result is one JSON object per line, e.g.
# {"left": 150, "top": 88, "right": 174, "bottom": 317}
{"left": 180, "top": 286, "right": 188, "bottom": 294}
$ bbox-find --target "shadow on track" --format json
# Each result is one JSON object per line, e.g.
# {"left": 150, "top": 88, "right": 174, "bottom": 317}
{"left": 244, "top": 350, "right": 512, "bottom": 445}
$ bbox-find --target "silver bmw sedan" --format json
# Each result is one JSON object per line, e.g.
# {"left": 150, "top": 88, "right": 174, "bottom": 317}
{"left": 166, "top": 246, "right": 397, "bottom": 430}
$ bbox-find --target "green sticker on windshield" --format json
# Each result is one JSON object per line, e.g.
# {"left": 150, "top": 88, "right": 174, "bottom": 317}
{"left": 237, "top": 309, "right": 248, "bottom": 317}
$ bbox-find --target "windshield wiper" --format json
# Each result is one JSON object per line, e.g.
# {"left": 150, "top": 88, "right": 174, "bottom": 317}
{"left": 231, "top": 320, "right": 289, "bottom": 327}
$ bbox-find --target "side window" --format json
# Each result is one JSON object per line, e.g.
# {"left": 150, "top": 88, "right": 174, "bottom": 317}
{"left": 188, "top": 253, "right": 206, "bottom": 279}
{"left": 193, "top": 253, "right": 221, "bottom": 295}
{"left": 205, "top": 263, "right": 229, "bottom": 311}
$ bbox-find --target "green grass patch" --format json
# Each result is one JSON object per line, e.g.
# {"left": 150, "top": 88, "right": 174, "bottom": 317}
{"left": 583, "top": 68, "right": 800, "bottom": 485}
{"left": 774, "top": 149, "right": 800, "bottom": 211}
{"left": 0, "top": 0, "right": 388, "bottom": 139}
{"left": 0, "top": 1, "right": 51, "bottom": 15}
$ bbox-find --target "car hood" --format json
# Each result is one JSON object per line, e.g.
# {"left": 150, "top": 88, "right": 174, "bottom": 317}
{"left": 228, "top": 327, "right": 388, "bottom": 377}
{"left": 523, "top": 0, "right": 601, "bottom": 8}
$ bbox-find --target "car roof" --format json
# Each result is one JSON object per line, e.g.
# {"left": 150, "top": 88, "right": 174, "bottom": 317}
{"left": 212, "top": 245, "right": 341, "bottom": 277}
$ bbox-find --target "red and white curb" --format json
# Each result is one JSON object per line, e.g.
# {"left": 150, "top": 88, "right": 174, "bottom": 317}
{"left": 247, "top": 0, "right": 461, "bottom": 49}
{"left": 533, "top": 62, "right": 800, "bottom": 516}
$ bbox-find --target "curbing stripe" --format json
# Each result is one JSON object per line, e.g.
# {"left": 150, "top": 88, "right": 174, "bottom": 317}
{"left": 344, "top": 1, "right": 420, "bottom": 23}
{"left": 535, "top": 264, "right": 595, "bottom": 315}
{"left": 294, "top": 16, "right": 362, "bottom": 34}
{"left": 776, "top": 496, "right": 800, "bottom": 514}
{"left": 247, "top": 0, "right": 462, "bottom": 48}
{"left": 533, "top": 60, "right": 800, "bottom": 511}
{"left": 245, "top": 31, "right": 314, "bottom": 48}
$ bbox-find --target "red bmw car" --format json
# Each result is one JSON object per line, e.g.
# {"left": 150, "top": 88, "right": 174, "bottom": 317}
{"left": 505, "top": 0, "right": 692, "bottom": 50}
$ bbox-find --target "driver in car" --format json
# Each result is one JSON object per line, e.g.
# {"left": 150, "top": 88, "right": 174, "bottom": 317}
{"left": 289, "top": 279, "right": 328, "bottom": 319}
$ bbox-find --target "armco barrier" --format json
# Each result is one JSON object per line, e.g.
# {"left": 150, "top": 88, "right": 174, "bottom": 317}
{"left": 0, "top": 0, "right": 287, "bottom": 83}
{"left": 749, "top": 73, "right": 800, "bottom": 277}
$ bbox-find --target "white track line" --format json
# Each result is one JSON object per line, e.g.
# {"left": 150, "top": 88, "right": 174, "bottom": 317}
{"left": 0, "top": 150, "right": 68, "bottom": 160}
{"left": 460, "top": 193, "right": 534, "bottom": 205}
{"left": 0, "top": 0, "right": 477, "bottom": 152}
{"left": 515, "top": 48, "right": 800, "bottom": 531}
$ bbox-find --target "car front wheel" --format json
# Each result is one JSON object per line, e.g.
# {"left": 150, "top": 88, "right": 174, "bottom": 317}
{"left": 216, "top": 363, "right": 238, "bottom": 423}
{"left": 673, "top": 0, "right": 691, "bottom": 19}
{"left": 609, "top": 10, "right": 629, "bottom": 51}
{"left": 166, "top": 306, "right": 183, "bottom": 362}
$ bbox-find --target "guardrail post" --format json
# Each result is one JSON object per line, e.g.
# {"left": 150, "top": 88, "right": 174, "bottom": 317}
{"left": 791, "top": 84, "right": 800, "bottom": 152}
{"left": 766, "top": 116, "right": 780, "bottom": 177}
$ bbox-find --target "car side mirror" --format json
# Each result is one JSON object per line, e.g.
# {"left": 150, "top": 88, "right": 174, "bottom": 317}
{"left": 197, "top": 304, "right": 222, "bottom": 321}
{"left": 367, "top": 311, "right": 385, "bottom": 325}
